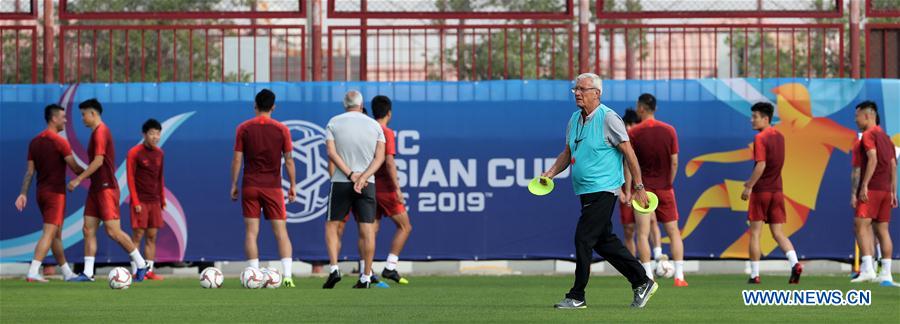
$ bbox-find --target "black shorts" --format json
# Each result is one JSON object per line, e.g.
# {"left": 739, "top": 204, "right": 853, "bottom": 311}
{"left": 327, "top": 182, "right": 376, "bottom": 223}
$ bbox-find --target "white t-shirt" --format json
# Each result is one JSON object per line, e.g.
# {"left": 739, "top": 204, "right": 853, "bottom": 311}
{"left": 325, "top": 111, "right": 385, "bottom": 183}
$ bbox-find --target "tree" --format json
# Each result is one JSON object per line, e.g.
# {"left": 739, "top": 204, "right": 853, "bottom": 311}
{"left": 430, "top": 0, "right": 572, "bottom": 80}
{"left": 1, "top": 0, "right": 262, "bottom": 84}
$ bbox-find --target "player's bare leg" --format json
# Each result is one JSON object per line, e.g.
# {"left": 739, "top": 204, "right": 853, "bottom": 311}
{"left": 355, "top": 222, "right": 376, "bottom": 288}
{"left": 323, "top": 220, "right": 344, "bottom": 288}
{"left": 49, "top": 228, "right": 76, "bottom": 280}
{"left": 26, "top": 224, "right": 60, "bottom": 282}
{"left": 380, "top": 212, "right": 412, "bottom": 284}
{"left": 244, "top": 218, "right": 260, "bottom": 268}
{"left": 769, "top": 223, "right": 801, "bottom": 284}
{"left": 271, "top": 219, "right": 294, "bottom": 286}
{"left": 747, "top": 221, "right": 763, "bottom": 284}
{"left": 650, "top": 217, "right": 663, "bottom": 260}
{"left": 873, "top": 222, "right": 894, "bottom": 283}
{"left": 635, "top": 213, "right": 653, "bottom": 279}
{"left": 623, "top": 224, "right": 636, "bottom": 256}
{"left": 103, "top": 219, "right": 149, "bottom": 281}
{"left": 663, "top": 220, "right": 688, "bottom": 286}
{"left": 853, "top": 217, "right": 876, "bottom": 281}
{"left": 130, "top": 228, "right": 145, "bottom": 274}
{"left": 143, "top": 228, "right": 164, "bottom": 280}
{"left": 388, "top": 213, "right": 412, "bottom": 256}
{"left": 72, "top": 216, "right": 101, "bottom": 280}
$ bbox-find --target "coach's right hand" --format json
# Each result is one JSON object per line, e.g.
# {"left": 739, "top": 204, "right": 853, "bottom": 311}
{"left": 230, "top": 184, "right": 239, "bottom": 201}
{"left": 14, "top": 194, "right": 27, "bottom": 212}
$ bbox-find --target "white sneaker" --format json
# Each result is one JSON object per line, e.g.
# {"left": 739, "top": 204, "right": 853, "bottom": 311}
{"left": 851, "top": 271, "right": 877, "bottom": 283}
{"left": 875, "top": 274, "right": 893, "bottom": 284}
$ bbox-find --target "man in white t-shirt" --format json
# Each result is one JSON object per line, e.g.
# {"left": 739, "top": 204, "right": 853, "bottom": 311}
{"left": 322, "top": 90, "right": 386, "bottom": 289}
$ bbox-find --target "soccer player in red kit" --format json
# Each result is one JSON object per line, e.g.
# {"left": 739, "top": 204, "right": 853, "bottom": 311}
{"left": 370, "top": 95, "right": 413, "bottom": 285}
{"left": 740, "top": 102, "right": 802, "bottom": 285}
{"left": 850, "top": 101, "right": 897, "bottom": 284}
{"left": 230, "top": 89, "right": 297, "bottom": 288}
{"left": 14, "top": 104, "right": 84, "bottom": 282}
{"left": 127, "top": 119, "right": 166, "bottom": 280}
{"left": 628, "top": 94, "right": 688, "bottom": 287}
{"left": 67, "top": 99, "right": 149, "bottom": 282}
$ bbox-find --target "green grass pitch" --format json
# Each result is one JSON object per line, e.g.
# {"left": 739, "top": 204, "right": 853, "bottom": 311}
{"left": 2, "top": 275, "right": 898, "bottom": 322}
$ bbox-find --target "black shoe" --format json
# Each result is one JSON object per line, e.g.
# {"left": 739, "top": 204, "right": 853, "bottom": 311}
{"left": 381, "top": 268, "right": 407, "bottom": 284}
{"left": 789, "top": 263, "right": 803, "bottom": 284}
{"left": 370, "top": 275, "right": 380, "bottom": 284}
{"left": 630, "top": 280, "right": 659, "bottom": 308}
{"left": 747, "top": 276, "right": 761, "bottom": 284}
{"left": 352, "top": 280, "right": 370, "bottom": 289}
{"left": 322, "top": 270, "right": 342, "bottom": 289}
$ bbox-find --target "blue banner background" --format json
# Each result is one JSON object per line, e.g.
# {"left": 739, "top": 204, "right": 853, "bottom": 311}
{"left": 1, "top": 79, "right": 897, "bottom": 263}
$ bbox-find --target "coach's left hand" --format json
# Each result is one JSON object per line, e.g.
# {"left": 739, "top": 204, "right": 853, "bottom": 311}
{"left": 632, "top": 188, "right": 648, "bottom": 209}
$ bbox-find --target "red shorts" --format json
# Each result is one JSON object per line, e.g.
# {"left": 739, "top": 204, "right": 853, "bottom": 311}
{"left": 84, "top": 189, "right": 120, "bottom": 221}
{"left": 37, "top": 190, "right": 65, "bottom": 226}
{"left": 376, "top": 191, "right": 406, "bottom": 219}
{"left": 619, "top": 201, "right": 634, "bottom": 225}
{"left": 242, "top": 187, "right": 286, "bottom": 220}
{"left": 856, "top": 190, "right": 892, "bottom": 223}
{"left": 649, "top": 188, "right": 679, "bottom": 223}
{"left": 131, "top": 201, "right": 164, "bottom": 229}
{"left": 748, "top": 191, "right": 786, "bottom": 224}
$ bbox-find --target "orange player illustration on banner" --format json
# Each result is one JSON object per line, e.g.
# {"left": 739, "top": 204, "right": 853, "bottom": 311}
{"left": 678, "top": 83, "right": 858, "bottom": 258}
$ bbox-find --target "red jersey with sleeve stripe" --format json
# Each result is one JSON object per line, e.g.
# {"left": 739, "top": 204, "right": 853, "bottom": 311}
{"left": 234, "top": 115, "right": 292, "bottom": 188}
{"left": 87, "top": 122, "right": 118, "bottom": 192}
{"left": 627, "top": 119, "right": 679, "bottom": 190}
{"left": 27, "top": 129, "right": 73, "bottom": 194}
{"left": 752, "top": 126, "right": 785, "bottom": 192}
{"left": 375, "top": 124, "right": 398, "bottom": 193}
{"left": 858, "top": 125, "right": 895, "bottom": 192}
{"left": 126, "top": 144, "right": 164, "bottom": 205}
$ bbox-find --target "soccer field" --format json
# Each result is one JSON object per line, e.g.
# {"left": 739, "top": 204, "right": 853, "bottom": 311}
{"left": 1, "top": 275, "right": 898, "bottom": 323}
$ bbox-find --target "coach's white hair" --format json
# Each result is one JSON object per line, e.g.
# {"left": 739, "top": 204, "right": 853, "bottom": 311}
{"left": 343, "top": 90, "right": 363, "bottom": 109}
{"left": 574, "top": 73, "right": 603, "bottom": 95}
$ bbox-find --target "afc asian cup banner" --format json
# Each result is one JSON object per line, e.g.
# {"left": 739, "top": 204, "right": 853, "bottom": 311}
{"left": 1, "top": 79, "right": 898, "bottom": 263}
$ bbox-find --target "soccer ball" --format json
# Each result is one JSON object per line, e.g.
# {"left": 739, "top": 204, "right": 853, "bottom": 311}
{"left": 200, "top": 267, "right": 224, "bottom": 289}
{"left": 240, "top": 267, "right": 264, "bottom": 289}
{"left": 655, "top": 260, "right": 675, "bottom": 278}
{"left": 108, "top": 267, "right": 132, "bottom": 290}
{"left": 261, "top": 268, "right": 283, "bottom": 289}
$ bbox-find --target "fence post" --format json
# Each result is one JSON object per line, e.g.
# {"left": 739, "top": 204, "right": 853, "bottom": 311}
{"left": 850, "top": 0, "right": 860, "bottom": 79}
{"left": 43, "top": 0, "right": 54, "bottom": 83}
{"left": 578, "top": 0, "right": 589, "bottom": 74}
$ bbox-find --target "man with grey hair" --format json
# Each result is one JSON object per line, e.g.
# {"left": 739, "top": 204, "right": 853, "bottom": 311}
{"left": 322, "top": 90, "right": 386, "bottom": 289}
{"left": 541, "top": 73, "right": 657, "bottom": 309}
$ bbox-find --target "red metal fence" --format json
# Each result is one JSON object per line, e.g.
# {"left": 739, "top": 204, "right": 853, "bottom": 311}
{"left": 1, "top": 0, "right": 898, "bottom": 84}
{"left": 0, "top": 25, "right": 38, "bottom": 83}
{"left": 865, "top": 23, "right": 900, "bottom": 78}
{"left": 328, "top": 24, "right": 573, "bottom": 81}
{"left": 589, "top": 24, "right": 845, "bottom": 79}
{"left": 57, "top": 25, "right": 306, "bottom": 83}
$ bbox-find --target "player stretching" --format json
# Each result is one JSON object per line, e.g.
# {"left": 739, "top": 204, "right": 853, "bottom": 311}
{"left": 14, "top": 104, "right": 83, "bottom": 282}
{"left": 850, "top": 101, "right": 897, "bottom": 284}
{"left": 741, "top": 102, "right": 802, "bottom": 285}
{"left": 126, "top": 119, "right": 166, "bottom": 280}
{"left": 67, "top": 99, "right": 149, "bottom": 282}
{"left": 230, "top": 89, "right": 297, "bottom": 288}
